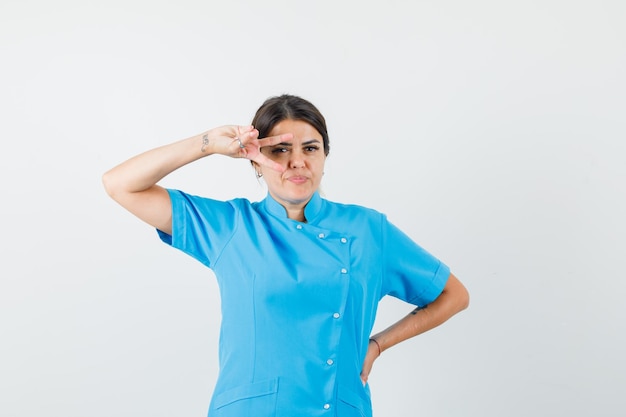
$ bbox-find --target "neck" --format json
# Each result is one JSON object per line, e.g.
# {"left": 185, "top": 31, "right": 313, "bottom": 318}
{"left": 286, "top": 208, "right": 306, "bottom": 222}
{"left": 268, "top": 191, "right": 313, "bottom": 222}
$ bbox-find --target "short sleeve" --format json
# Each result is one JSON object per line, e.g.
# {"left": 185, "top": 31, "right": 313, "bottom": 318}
{"left": 381, "top": 217, "right": 450, "bottom": 306}
{"left": 156, "top": 189, "right": 238, "bottom": 268}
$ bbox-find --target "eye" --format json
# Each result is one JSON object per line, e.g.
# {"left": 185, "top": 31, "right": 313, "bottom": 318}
{"left": 304, "top": 145, "right": 320, "bottom": 152}
{"left": 271, "top": 147, "right": 289, "bottom": 154}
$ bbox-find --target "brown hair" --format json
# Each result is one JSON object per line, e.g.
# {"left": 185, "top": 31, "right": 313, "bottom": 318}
{"left": 251, "top": 94, "right": 330, "bottom": 156}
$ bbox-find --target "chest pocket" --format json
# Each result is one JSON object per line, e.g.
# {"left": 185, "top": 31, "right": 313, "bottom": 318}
{"left": 211, "top": 378, "right": 278, "bottom": 417}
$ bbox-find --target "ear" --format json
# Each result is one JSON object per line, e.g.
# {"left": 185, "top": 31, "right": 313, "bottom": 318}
{"left": 250, "top": 161, "right": 262, "bottom": 176}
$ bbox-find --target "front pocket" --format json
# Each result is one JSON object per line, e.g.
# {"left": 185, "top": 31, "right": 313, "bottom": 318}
{"left": 337, "top": 384, "right": 371, "bottom": 417}
{"left": 211, "top": 378, "right": 278, "bottom": 416}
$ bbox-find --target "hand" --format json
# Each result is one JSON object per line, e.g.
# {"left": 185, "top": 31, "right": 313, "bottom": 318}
{"left": 360, "top": 339, "right": 381, "bottom": 386}
{"left": 209, "top": 125, "right": 292, "bottom": 173}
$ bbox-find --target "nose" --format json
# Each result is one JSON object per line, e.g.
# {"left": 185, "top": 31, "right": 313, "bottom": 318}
{"left": 289, "top": 150, "right": 305, "bottom": 169}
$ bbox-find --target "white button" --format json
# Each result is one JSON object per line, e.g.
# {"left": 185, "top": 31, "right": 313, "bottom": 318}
{"left": 333, "top": 313, "right": 340, "bottom": 319}
{"left": 341, "top": 237, "right": 347, "bottom": 243}
{"left": 327, "top": 359, "right": 334, "bottom": 365}
{"left": 318, "top": 233, "right": 325, "bottom": 238}
{"left": 323, "top": 404, "right": 330, "bottom": 410}
{"left": 296, "top": 224, "right": 303, "bottom": 230}
{"left": 341, "top": 268, "right": 347, "bottom": 274}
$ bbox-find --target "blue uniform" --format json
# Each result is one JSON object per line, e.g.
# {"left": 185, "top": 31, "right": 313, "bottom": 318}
{"left": 158, "top": 190, "right": 449, "bottom": 417}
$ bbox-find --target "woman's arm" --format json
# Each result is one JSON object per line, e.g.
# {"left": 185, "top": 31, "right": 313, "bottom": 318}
{"left": 102, "top": 125, "right": 289, "bottom": 235}
{"left": 360, "top": 273, "right": 469, "bottom": 384}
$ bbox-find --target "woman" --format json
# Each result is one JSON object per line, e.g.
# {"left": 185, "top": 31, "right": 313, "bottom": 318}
{"left": 102, "top": 94, "right": 469, "bottom": 416}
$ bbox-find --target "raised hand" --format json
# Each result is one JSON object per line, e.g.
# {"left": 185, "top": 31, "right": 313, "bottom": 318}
{"left": 208, "top": 125, "right": 293, "bottom": 173}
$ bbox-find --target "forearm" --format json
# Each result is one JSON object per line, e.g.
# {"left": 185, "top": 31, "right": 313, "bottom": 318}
{"left": 102, "top": 132, "right": 209, "bottom": 197}
{"left": 371, "top": 273, "right": 469, "bottom": 353}
{"left": 102, "top": 125, "right": 285, "bottom": 233}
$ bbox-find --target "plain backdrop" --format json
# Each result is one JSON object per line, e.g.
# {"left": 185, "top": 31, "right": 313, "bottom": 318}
{"left": 1, "top": 1, "right": 625, "bottom": 416}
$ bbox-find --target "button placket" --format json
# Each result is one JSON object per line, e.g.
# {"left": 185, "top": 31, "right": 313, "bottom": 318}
{"left": 300, "top": 227, "right": 349, "bottom": 412}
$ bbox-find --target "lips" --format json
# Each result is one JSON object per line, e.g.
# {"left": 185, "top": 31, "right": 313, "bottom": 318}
{"left": 287, "top": 175, "right": 308, "bottom": 184}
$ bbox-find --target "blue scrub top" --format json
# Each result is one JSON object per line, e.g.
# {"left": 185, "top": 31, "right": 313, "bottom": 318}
{"left": 158, "top": 190, "right": 450, "bottom": 417}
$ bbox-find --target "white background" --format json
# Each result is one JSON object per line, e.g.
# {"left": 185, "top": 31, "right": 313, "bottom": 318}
{"left": 1, "top": 1, "right": 625, "bottom": 416}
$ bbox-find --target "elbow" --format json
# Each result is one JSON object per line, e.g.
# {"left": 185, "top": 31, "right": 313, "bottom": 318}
{"left": 446, "top": 272, "right": 470, "bottom": 313}
{"left": 101, "top": 169, "right": 121, "bottom": 200}
{"left": 454, "top": 277, "right": 470, "bottom": 312}
{"left": 459, "top": 285, "right": 470, "bottom": 312}
{"left": 101, "top": 170, "right": 114, "bottom": 197}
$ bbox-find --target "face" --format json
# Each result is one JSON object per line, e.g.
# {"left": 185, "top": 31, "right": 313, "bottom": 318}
{"left": 257, "top": 119, "right": 327, "bottom": 217}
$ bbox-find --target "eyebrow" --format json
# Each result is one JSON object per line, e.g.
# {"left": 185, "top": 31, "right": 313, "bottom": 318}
{"left": 275, "top": 139, "right": 322, "bottom": 147}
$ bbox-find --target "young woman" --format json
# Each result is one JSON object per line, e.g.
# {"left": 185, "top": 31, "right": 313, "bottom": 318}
{"left": 102, "top": 94, "right": 469, "bottom": 417}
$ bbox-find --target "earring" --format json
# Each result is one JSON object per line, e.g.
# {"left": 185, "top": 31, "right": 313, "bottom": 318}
{"left": 256, "top": 171, "right": 263, "bottom": 178}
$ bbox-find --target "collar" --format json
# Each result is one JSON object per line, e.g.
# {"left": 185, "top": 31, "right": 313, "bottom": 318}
{"left": 264, "top": 192, "right": 324, "bottom": 224}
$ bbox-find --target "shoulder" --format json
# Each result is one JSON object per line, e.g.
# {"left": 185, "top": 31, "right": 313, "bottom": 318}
{"left": 322, "top": 197, "right": 387, "bottom": 224}
{"left": 167, "top": 189, "right": 254, "bottom": 212}
{"left": 324, "top": 197, "right": 383, "bottom": 215}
